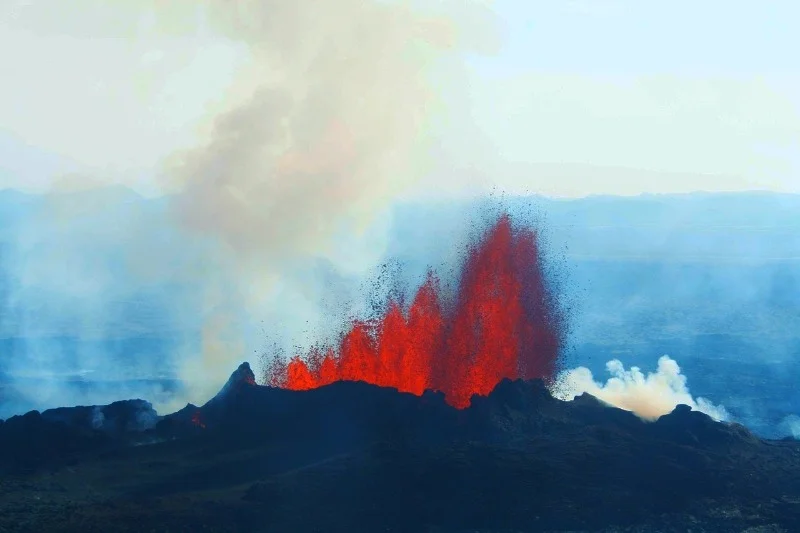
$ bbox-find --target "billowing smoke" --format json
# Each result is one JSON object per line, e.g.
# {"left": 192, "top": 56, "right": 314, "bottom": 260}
{"left": 162, "top": 0, "right": 497, "bottom": 267}
{"left": 167, "top": 2, "right": 483, "bottom": 260}
{"left": 160, "top": 1, "right": 497, "bottom": 390}
{"left": 0, "top": 0, "right": 499, "bottom": 411}
{"left": 551, "top": 355, "right": 729, "bottom": 422}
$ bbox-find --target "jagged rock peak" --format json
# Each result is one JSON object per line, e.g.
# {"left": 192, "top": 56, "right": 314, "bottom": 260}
{"left": 232, "top": 362, "right": 256, "bottom": 385}
{"left": 216, "top": 362, "right": 257, "bottom": 397}
{"left": 231, "top": 361, "right": 256, "bottom": 385}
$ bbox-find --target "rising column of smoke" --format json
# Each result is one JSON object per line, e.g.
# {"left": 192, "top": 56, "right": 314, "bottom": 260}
{"left": 781, "top": 415, "right": 800, "bottom": 438}
{"left": 156, "top": 1, "right": 499, "bottom": 396}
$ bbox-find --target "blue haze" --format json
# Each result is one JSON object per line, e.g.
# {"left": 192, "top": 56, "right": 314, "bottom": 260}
{"left": 0, "top": 188, "right": 798, "bottom": 438}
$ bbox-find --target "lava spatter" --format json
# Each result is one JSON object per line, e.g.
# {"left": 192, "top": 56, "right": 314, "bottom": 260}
{"left": 267, "top": 213, "right": 566, "bottom": 408}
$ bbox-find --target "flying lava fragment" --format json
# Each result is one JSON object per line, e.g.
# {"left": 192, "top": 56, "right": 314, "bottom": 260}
{"left": 265, "top": 213, "right": 566, "bottom": 408}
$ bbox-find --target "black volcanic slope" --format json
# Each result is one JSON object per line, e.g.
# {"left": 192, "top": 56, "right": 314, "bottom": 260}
{"left": 1, "top": 362, "right": 799, "bottom": 533}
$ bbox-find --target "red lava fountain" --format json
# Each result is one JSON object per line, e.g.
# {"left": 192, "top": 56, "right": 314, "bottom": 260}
{"left": 265, "top": 213, "right": 565, "bottom": 408}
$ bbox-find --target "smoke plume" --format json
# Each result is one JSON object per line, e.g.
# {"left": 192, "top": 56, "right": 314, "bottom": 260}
{"left": 152, "top": 1, "right": 497, "bottom": 392}
{"left": 164, "top": 1, "right": 495, "bottom": 263}
{"left": 782, "top": 415, "right": 800, "bottom": 439}
{"left": 551, "top": 355, "right": 729, "bottom": 422}
{"left": 0, "top": 1, "right": 497, "bottom": 406}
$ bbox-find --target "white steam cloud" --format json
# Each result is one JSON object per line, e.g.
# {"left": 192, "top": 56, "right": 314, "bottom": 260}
{"left": 551, "top": 355, "right": 729, "bottom": 422}
{"left": 781, "top": 415, "right": 800, "bottom": 439}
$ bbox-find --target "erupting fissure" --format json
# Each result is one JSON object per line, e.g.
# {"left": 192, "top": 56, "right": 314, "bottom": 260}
{"left": 264, "top": 214, "right": 565, "bottom": 408}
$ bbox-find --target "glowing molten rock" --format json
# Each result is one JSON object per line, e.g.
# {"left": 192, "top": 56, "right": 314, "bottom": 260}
{"left": 266, "top": 214, "right": 565, "bottom": 408}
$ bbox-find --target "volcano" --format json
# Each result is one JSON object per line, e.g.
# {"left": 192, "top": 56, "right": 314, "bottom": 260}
{"left": 2, "top": 213, "right": 800, "bottom": 532}
{"left": 2, "top": 362, "right": 799, "bottom": 532}
{"left": 266, "top": 213, "right": 567, "bottom": 408}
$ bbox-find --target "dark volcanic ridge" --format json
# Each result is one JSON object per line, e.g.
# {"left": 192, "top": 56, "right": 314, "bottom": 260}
{"left": 2, "top": 361, "right": 799, "bottom": 532}
{"left": 0, "top": 360, "right": 790, "bottom": 471}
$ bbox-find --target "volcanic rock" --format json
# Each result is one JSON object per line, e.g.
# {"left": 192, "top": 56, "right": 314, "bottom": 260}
{"left": 2, "top": 362, "right": 800, "bottom": 532}
{"left": 651, "top": 403, "right": 761, "bottom": 450}
{"left": 0, "top": 399, "right": 158, "bottom": 474}
{"left": 212, "top": 361, "right": 258, "bottom": 400}
{"left": 41, "top": 399, "right": 158, "bottom": 434}
{"left": 0, "top": 409, "right": 110, "bottom": 473}
{"left": 156, "top": 363, "right": 459, "bottom": 451}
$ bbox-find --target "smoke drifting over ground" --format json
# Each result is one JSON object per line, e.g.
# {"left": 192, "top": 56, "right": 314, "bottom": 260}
{"left": 552, "top": 355, "right": 729, "bottom": 422}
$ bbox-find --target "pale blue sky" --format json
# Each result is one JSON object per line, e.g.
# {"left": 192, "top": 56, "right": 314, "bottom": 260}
{"left": 488, "top": 1, "right": 797, "bottom": 75}
{"left": 0, "top": 0, "right": 798, "bottom": 197}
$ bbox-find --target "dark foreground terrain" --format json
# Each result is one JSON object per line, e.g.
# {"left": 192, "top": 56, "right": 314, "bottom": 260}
{"left": 1, "top": 363, "right": 799, "bottom": 533}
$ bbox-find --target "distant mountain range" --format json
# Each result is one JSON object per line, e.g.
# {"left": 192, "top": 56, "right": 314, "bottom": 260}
{"left": 388, "top": 190, "right": 800, "bottom": 263}
{"left": 3, "top": 187, "right": 799, "bottom": 258}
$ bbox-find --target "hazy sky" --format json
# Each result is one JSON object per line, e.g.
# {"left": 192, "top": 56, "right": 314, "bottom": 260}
{"left": 0, "top": 0, "right": 798, "bottom": 197}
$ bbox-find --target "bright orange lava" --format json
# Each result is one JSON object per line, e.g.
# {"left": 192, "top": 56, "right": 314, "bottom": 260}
{"left": 265, "top": 214, "right": 565, "bottom": 408}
